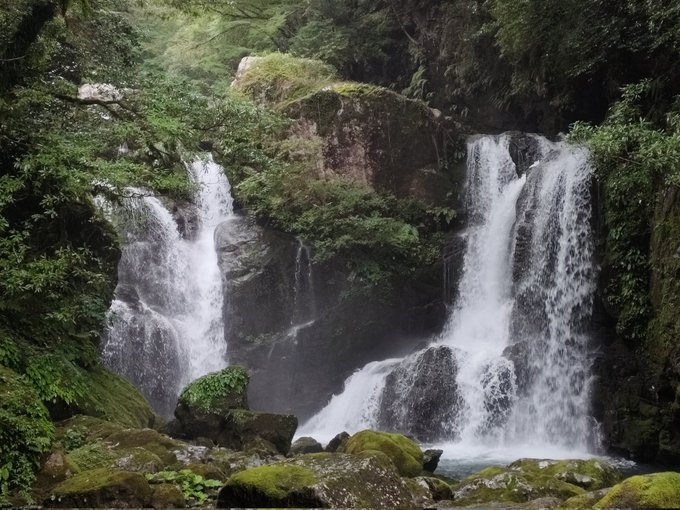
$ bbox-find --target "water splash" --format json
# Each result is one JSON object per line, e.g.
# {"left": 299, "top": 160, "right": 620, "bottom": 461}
{"left": 300, "top": 134, "right": 597, "bottom": 457}
{"left": 100, "top": 157, "right": 234, "bottom": 416}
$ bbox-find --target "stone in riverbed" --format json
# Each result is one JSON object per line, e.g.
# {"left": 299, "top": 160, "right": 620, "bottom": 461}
{"left": 325, "top": 431, "right": 350, "bottom": 452}
{"left": 290, "top": 436, "right": 324, "bottom": 455}
{"left": 338, "top": 429, "right": 424, "bottom": 477}
{"left": 217, "top": 451, "right": 428, "bottom": 508}
{"left": 423, "top": 448, "right": 443, "bottom": 473}
{"left": 44, "top": 468, "right": 152, "bottom": 508}
{"left": 594, "top": 472, "right": 680, "bottom": 508}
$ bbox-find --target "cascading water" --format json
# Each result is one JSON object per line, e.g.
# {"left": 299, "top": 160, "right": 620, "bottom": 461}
{"left": 100, "top": 157, "right": 234, "bottom": 416}
{"left": 300, "top": 133, "right": 597, "bottom": 457}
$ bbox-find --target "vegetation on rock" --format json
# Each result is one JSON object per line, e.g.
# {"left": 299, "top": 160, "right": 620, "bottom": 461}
{"left": 340, "top": 429, "right": 423, "bottom": 477}
{"left": 178, "top": 366, "right": 249, "bottom": 414}
{"left": 595, "top": 472, "right": 680, "bottom": 508}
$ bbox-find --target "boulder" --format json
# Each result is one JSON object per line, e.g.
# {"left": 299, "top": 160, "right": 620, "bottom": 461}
{"left": 176, "top": 366, "right": 249, "bottom": 419}
{"left": 339, "top": 430, "right": 423, "bottom": 477}
{"left": 44, "top": 468, "right": 152, "bottom": 508}
{"left": 216, "top": 410, "right": 298, "bottom": 455}
{"left": 325, "top": 431, "right": 350, "bottom": 453}
{"left": 151, "top": 483, "right": 185, "bottom": 509}
{"left": 422, "top": 449, "right": 443, "bottom": 473}
{"left": 378, "top": 346, "right": 462, "bottom": 441}
{"left": 562, "top": 488, "right": 610, "bottom": 508}
{"left": 217, "top": 452, "right": 428, "bottom": 508}
{"left": 594, "top": 472, "right": 680, "bottom": 508}
{"left": 416, "top": 476, "right": 453, "bottom": 500}
{"left": 450, "top": 459, "right": 621, "bottom": 506}
{"left": 290, "top": 437, "right": 324, "bottom": 455}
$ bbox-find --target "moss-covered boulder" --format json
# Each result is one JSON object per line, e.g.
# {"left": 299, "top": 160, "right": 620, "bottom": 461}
{"left": 595, "top": 472, "right": 680, "bottom": 508}
{"left": 45, "top": 468, "right": 152, "bottom": 508}
{"left": 151, "top": 483, "right": 185, "bottom": 509}
{"left": 449, "top": 458, "right": 620, "bottom": 506}
{"left": 173, "top": 369, "right": 298, "bottom": 456}
{"left": 70, "top": 367, "right": 158, "bottom": 429}
{"left": 290, "top": 436, "right": 324, "bottom": 455}
{"left": 177, "top": 366, "right": 249, "bottom": 417}
{"left": 217, "top": 451, "right": 427, "bottom": 508}
{"left": 561, "top": 488, "right": 610, "bottom": 508}
{"left": 339, "top": 429, "right": 424, "bottom": 477}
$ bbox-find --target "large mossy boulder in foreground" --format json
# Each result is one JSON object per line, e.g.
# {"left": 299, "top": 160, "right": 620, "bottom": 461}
{"left": 44, "top": 468, "right": 152, "bottom": 508}
{"left": 450, "top": 458, "right": 621, "bottom": 506}
{"left": 217, "top": 452, "right": 427, "bottom": 508}
{"left": 594, "top": 472, "right": 680, "bottom": 508}
{"left": 173, "top": 366, "right": 297, "bottom": 454}
{"left": 339, "top": 429, "right": 424, "bottom": 477}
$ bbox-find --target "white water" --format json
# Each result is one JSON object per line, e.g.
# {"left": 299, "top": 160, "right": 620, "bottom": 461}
{"left": 100, "top": 157, "right": 234, "bottom": 415}
{"left": 300, "top": 134, "right": 597, "bottom": 460}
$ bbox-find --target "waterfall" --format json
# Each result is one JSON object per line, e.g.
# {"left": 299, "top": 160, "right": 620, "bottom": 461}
{"left": 287, "top": 238, "right": 317, "bottom": 342}
{"left": 300, "top": 134, "right": 597, "bottom": 455}
{"left": 100, "top": 157, "right": 234, "bottom": 416}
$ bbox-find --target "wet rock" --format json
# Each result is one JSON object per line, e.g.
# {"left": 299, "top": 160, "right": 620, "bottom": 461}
{"left": 378, "top": 346, "right": 462, "bottom": 441}
{"left": 217, "top": 451, "right": 428, "bottom": 508}
{"left": 45, "top": 468, "right": 152, "bottom": 508}
{"left": 325, "top": 431, "right": 350, "bottom": 452}
{"left": 561, "top": 488, "right": 610, "bottom": 508}
{"left": 291, "top": 437, "right": 324, "bottom": 455}
{"left": 423, "top": 449, "right": 443, "bottom": 473}
{"left": 416, "top": 476, "right": 453, "bottom": 500}
{"left": 339, "top": 429, "right": 423, "bottom": 477}
{"left": 507, "top": 132, "right": 544, "bottom": 176}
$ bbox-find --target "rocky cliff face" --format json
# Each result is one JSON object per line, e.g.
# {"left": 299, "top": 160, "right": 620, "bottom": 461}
{"left": 593, "top": 186, "right": 680, "bottom": 464}
{"left": 215, "top": 216, "right": 447, "bottom": 421}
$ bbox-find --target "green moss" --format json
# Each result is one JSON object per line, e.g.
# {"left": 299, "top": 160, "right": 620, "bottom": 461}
{"left": 236, "top": 53, "right": 337, "bottom": 106}
{"left": 67, "top": 442, "right": 117, "bottom": 471}
{"left": 151, "top": 483, "right": 186, "bottom": 508}
{"left": 47, "top": 468, "right": 152, "bottom": 507}
{"left": 106, "top": 429, "right": 180, "bottom": 465}
{"left": 224, "top": 464, "right": 318, "bottom": 500}
{"left": 179, "top": 366, "right": 249, "bottom": 414}
{"left": 57, "top": 415, "right": 125, "bottom": 443}
{"left": 562, "top": 488, "right": 610, "bottom": 508}
{"left": 507, "top": 459, "right": 621, "bottom": 490}
{"left": 595, "top": 472, "right": 680, "bottom": 508}
{"left": 72, "top": 367, "right": 157, "bottom": 429}
{"left": 341, "top": 429, "right": 423, "bottom": 477}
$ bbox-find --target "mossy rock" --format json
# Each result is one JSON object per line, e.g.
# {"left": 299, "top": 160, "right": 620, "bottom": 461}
{"left": 561, "top": 488, "right": 610, "bottom": 508}
{"left": 340, "top": 429, "right": 424, "bottom": 477}
{"left": 595, "top": 472, "right": 680, "bottom": 508}
{"left": 450, "top": 459, "right": 598, "bottom": 506}
{"left": 57, "top": 415, "right": 126, "bottom": 443}
{"left": 45, "top": 468, "right": 152, "bottom": 508}
{"left": 69, "top": 367, "right": 158, "bottom": 429}
{"left": 232, "top": 53, "right": 337, "bottom": 107}
{"left": 218, "top": 452, "right": 422, "bottom": 508}
{"left": 185, "top": 462, "right": 228, "bottom": 482}
{"left": 106, "top": 428, "right": 181, "bottom": 465}
{"left": 151, "top": 483, "right": 185, "bottom": 508}
{"left": 507, "top": 458, "right": 621, "bottom": 490}
{"left": 177, "top": 366, "right": 249, "bottom": 414}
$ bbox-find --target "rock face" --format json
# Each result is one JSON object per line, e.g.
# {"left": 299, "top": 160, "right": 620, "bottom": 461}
{"left": 378, "top": 346, "right": 462, "bottom": 441}
{"left": 217, "top": 452, "right": 427, "bottom": 508}
{"left": 593, "top": 186, "right": 680, "bottom": 463}
{"left": 215, "top": 216, "right": 447, "bottom": 420}
{"left": 339, "top": 430, "right": 424, "bottom": 477}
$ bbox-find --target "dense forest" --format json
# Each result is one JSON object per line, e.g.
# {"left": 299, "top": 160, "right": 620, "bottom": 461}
{"left": 1, "top": 0, "right": 680, "bottom": 506}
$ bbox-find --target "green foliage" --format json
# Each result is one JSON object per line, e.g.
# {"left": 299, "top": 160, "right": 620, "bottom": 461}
{"left": 570, "top": 81, "right": 680, "bottom": 339}
{"left": 179, "top": 366, "right": 249, "bottom": 413}
{"left": 0, "top": 367, "right": 54, "bottom": 505}
{"left": 237, "top": 161, "right": 450, "bottom": 286}
{"left": 146, "top": 469, "right": 222, "bottom": 505}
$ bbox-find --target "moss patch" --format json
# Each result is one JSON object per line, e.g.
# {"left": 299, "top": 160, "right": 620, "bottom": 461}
{"left": 179, "top": 366, "right": 249, "bottom": 414}
{"left": 234, "top": 53, "right": 337, "bottom": 106}
{"left": 341, "top": 429, "right": 423, "bottom": 477}
{"left": 71, "top": 367, "right": 157, "bottom": 429}
{"left": 595, "top": 472, "right": 680, "bottom": 508}
{"left": 224, "top": 464, "right": 317, "bottom": 500}
{"left": 46, "top": 468, "right": 152, "bottom": 508}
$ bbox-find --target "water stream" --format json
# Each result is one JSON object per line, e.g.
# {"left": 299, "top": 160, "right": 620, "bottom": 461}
{"left": 300, "top": 134, "right": 597, "bottom": 460}
{"left": 99, "top": 157, "right": 234, "bottom": 416}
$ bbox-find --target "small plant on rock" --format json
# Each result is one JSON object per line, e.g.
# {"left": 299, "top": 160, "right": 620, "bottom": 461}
{"left": 146, "top": 469, "right": 222, "bottom": 506}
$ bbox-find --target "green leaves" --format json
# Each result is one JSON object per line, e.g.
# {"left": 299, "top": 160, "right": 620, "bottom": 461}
{"left": 145, "top": 469, "right": 222, "bottom": 505}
